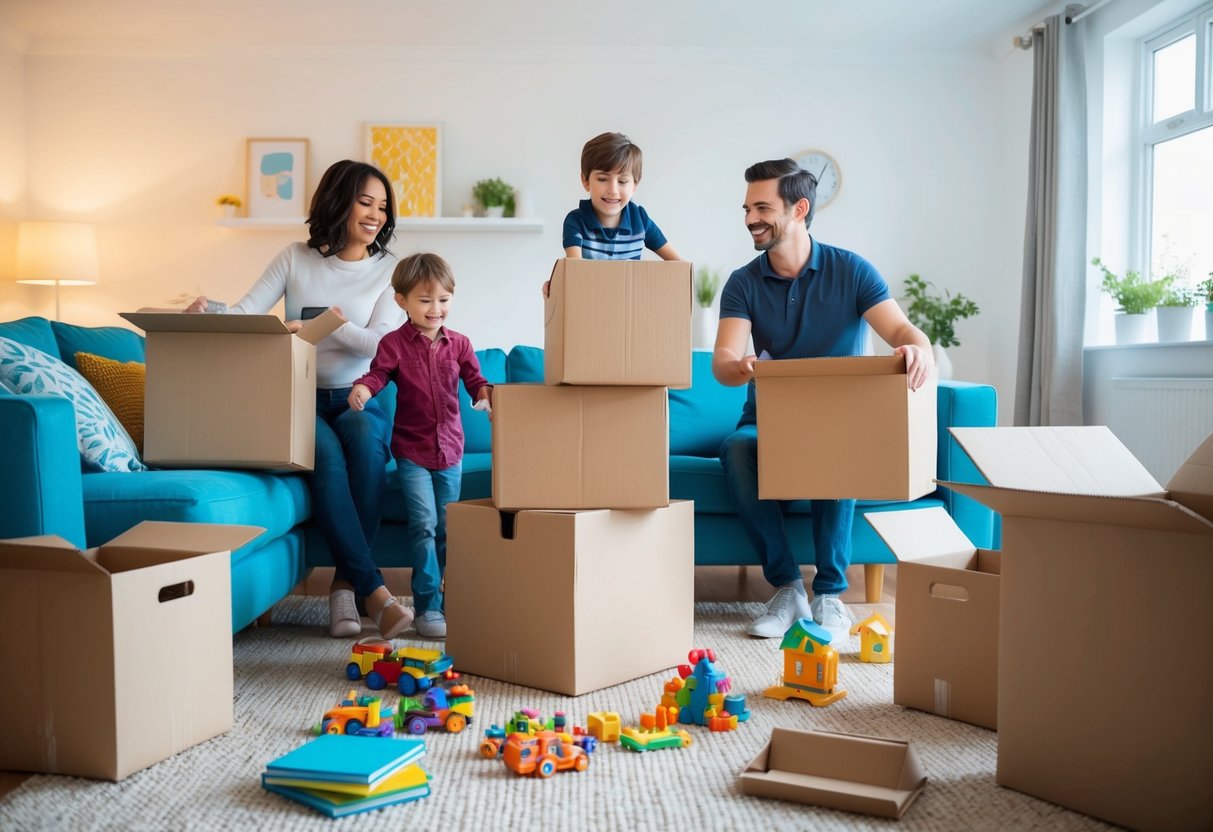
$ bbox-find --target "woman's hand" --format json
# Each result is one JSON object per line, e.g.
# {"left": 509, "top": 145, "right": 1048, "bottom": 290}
{"left": 184, "top": 295, "right": 209, "bottom": 314}
{"left": 348, "top": 384, "right": 372, "bottom": 412}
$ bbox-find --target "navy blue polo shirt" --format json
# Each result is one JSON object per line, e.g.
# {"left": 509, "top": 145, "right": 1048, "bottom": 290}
{"left": 562, "top": 200, "right": 668, "bottom": 260}
{"left": 719, "top": 237, "right": 890, "bottom": 424}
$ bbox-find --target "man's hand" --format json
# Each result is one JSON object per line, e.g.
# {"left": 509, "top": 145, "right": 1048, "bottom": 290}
{"left": 894, "top": 344, "right": 934, "bottom": 391}
{"left": 348, "top": 384, "right": 372, "bottom": 412}
{"left": 736, "top": 354, "right": 757, "bottom": 380}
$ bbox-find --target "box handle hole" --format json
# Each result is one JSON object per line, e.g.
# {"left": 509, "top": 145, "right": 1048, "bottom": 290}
{"left": 928, "top": 582, "right": 968, "bottom": 602}
{"left": 159, "top": 580, "right": 195, "bottom": 603}
{"left": 499, "top": 510, "right": 517, "bottom": 540}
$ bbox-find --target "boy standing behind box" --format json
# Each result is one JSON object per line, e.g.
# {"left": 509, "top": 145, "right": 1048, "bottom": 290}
{"left": 349, "top": 254, "right": 492, "bottom": 639}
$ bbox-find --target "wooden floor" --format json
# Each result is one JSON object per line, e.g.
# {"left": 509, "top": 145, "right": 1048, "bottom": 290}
{"left": 0, "top": 564, "right": 895, "bottom": 800}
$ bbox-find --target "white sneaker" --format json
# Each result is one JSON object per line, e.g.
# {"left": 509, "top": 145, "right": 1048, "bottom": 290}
{"left": 415, "top": 610, "right": 447, "bottom": 639}
{"left": 748, "top": 585, "right": 811, "bottom": 638}
{"left": 811, "top": 594, "right": 856, "bottom": 646}
{"left": 328, "top": 589, "right": 361, "bottom": 638}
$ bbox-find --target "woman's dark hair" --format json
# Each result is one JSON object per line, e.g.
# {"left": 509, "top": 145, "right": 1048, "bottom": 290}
{"left": 744, "top": 158, "right": 819, "bottom": 229}
{"left": 305, "top": 160, "right": 396, "bottom": 257}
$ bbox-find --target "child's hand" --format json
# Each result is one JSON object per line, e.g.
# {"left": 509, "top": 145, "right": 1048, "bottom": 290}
{"left": 348, "top": 384, "right": 372, "bottom": 412}
{"left": 473, "top": 387, "right": 493, "bottom": 418}
{"left": 542, "top": 280, "right": 551, "bottom": 298}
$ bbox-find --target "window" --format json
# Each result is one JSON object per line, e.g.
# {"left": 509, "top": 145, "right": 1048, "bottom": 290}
{"left": 1139, "top": 5, "right": 1213, "bottom": 303}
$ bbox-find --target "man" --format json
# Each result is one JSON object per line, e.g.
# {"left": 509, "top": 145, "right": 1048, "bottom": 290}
{"left": 712, "top": 158, "right": 933, "bottom": 641}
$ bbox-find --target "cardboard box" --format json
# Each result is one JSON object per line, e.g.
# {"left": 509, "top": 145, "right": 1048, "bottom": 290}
{"left": 755, "top": 355, "right": 936, "bottom": 500}
{"left": 544, "top": 258, "right": 692, "bottom": 388}
{"left": 942, "top": 426, "right": 1213, "bottom": 831}
{"left": 740, "top": 727, "right": 927, "bottom": 820}
{"left": 0, "top": 521, "right": 262, "bottom": 780}
{"left": 491, "top": 384, "right": 669, "bottom": 510}
{"left": 121, "top": 310, "right": 343, "bottom": 470}
{"left": 865, "top": 507, "right": 1000, "bottom": 730}
{"left": 446, "top": 499, "right": 693, "bottom": 695}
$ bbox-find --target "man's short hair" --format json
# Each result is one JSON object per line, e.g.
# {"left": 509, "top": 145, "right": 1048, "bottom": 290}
{"left": 744, "top": 158, "right": 819, "bottom": 229}
{"left": 581, "top": 132, "right": 644, "bottom": 182}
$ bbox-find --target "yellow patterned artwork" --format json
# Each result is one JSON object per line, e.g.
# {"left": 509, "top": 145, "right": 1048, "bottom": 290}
{"left": 367, "top": 124, "right": 442, "bottom": 218}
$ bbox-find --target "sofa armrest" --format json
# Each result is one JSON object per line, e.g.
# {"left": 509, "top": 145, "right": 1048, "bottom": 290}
{"left": 936, "top": 380, "right": 997, "bottom": 548}
{"left": 0, "top": 395, "right": 87, "bottom": 547}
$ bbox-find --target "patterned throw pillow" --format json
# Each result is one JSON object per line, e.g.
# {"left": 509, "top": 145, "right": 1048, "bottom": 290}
{"left": 75, "top": 351, "right": 146, "bottom": 453}
{"left": 0, "top": 336, "right": 146, "bottom": 472}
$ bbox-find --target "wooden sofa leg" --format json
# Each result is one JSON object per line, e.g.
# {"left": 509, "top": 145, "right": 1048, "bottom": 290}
{"left": 863, "top": 564, "right": 885, "bottom": 604}
{"left": 256, "top": 608, "right": 273, "bottom": 627}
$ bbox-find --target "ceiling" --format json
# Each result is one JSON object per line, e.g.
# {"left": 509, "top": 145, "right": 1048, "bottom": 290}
{"left": 2, "top": 0, "right": 1055, "bottom": 55}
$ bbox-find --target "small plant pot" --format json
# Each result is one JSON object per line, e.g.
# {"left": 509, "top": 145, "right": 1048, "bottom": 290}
{"left": 931, "top": 344, "right": 952, "bottom": 380}
{"left": 1205, "top": 304, "right": 1213, "bottom": 341}
{"left": 1114, "top": 311, "right": 1154, "bottom": 345}
{"left": 485, "top": 205, "right": 505, "bottom": 218}
{"left": 221, "top": 204, "right": 237, "bottom": 219}
{"left": 692, "top": 304, "right": 718, "bottom": 350}
{"left": 1156, "top": 306, "right": 1196, "bottom": 343}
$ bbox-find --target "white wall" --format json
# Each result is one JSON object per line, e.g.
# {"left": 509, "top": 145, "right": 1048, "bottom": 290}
{"left": 4, "top": 41, "right": 1027, "bottom": 408}
{"left": 0, "top": 21, "right": 26, "bottom": 292}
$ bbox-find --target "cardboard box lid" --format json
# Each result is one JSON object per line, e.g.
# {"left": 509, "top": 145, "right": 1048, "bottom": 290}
{"left": 865, "top": 507, "right": 978, "bottom": 564}
{"left": 740, "top": 728, "right": 927, "bottom": 820}
{"left": 754, "top": 354, "right": 907, "bottom": 379}
{"left": 0, "top": 535, "right": 108, "bottom": 575}
{"left": 1165, "top": 431, "right": 1213, "bottom": 521}
{"left": 120, "top": 310, "right": 342, "bottom": 345}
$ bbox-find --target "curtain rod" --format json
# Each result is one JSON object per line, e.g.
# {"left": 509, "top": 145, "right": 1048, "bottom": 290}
{"left": 1012, "top": 0, "right": 1115, "bottom": 49}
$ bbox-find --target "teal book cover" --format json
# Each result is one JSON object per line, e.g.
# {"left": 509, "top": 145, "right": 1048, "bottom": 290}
{"left": 262, "top": 762, "right": 431, "bottom": 817}
{"left": 264, "top": 735, "right": 425, "bottom": 788}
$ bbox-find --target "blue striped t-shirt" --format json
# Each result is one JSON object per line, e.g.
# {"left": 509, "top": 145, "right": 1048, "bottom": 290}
{"left": 562, "top": 200, "right": 668, "bottom": 260}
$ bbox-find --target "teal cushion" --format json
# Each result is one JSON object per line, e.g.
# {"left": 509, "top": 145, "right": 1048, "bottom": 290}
{"left": 461, "top": 348, "right": 506, "bottom": 454}
{"left": 669, "top": 350, "right": 748, "bottom": 456}
{"left": 51, "top": 321, "right": 145, "bottom": 371}
{"left": 0, "top": 316, "right": 58, "bottom": 357}
{"left": 0, "top": 336, "right": 146, "bottom": 472}
{"left": 507, "top": 345, "right": 544, "bottom": 382}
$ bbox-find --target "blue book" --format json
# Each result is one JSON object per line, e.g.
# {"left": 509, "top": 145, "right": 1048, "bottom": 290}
{"left": 264, "top": 735, "right": 425, "bottom": 789}
{"left": 262, "top": 763, "right": 431, "bottom": 818}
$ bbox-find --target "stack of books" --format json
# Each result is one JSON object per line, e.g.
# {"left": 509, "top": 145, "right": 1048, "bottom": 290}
{"left": 261, "top": 734, "right": 430, "bottom": 818}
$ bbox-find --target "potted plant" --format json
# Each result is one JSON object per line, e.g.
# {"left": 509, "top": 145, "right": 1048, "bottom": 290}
{"left": 216, "top": 194, "right": 242, "bottom": 219}
{"left": 472, "top": 178, "right": 515, "bottom": 218}
{"left": 692, "top": 266, "right": 722, "bottom": 349}
{"left": 1156, "top": 283, "right": 1199, "bottom": 343}
{"left": 901, "top": 274, "right": 980, "bottom": 378}
{"left": 1091, "top": 257, "right": 1171, "bottom": 345}
{"left": 1201, "top": 274, "right": 1213, "bottom": 342}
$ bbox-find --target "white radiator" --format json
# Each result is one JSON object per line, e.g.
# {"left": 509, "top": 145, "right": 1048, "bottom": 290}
{"left": 1108, "top": 377, "right": 1213, "bottom": 483}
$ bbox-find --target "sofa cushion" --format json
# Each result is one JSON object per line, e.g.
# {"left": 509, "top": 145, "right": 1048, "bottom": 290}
{"left": 0, "top": 336, "right": 146, "bottom": 473}
{"left": 670, "top": 350, "right": 748, "bottom": 456}
{"left": 74, "top": 352, "right": 146, "bottom": 452}
{"left": 81, "top": 469, "right": 309, "bottom": 547}
{"left": 461, "top": 348, "right": 506, "bottom": 455}
{"left": 507, "top": 344, "right": 544, "bottom": 383}
{"left": 0, "top": 316, "right": 58, "bottom": 356}
{"left": 51, "top": 320, "right": 145, "bottom": 371}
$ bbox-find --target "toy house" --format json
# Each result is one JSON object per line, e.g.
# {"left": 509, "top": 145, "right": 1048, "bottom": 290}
{"left": 850, "top": 612, "right": 894, "bottom": 663}
{"left": 765, "top": 618, "right": 847, "bottom": 707}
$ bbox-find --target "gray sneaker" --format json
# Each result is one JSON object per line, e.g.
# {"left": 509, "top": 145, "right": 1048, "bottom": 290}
{"left": 748, "top": 585, "right": 811, "bottom": 638}
{"left": 811, "top": 594, "right": 856, "bottom": 646}
{"left": 415, "top": 609, "right": 447, "bottom": 639}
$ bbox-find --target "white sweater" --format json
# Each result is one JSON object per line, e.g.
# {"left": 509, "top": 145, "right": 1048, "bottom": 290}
{"left": 231, "top": 242, "right": 403, "bottom": 388}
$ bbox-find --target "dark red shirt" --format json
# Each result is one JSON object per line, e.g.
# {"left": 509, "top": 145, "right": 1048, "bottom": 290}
{"left": 353, "top": 322, "right": 490, "bottom": 470}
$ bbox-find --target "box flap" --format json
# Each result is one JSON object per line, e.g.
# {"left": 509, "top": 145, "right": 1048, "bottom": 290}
{"left": 294, "top": 309, "right": 345, "bottom": 345}
{"left": 864, "top": 507, "right": 977, "bottom": 563}
{"left": 101, "top": 521, "right": 265, "bottom": 555}
{"left": 1165, "top": 432, "right": 1213, "bottom": 522}
{"left": 754, "top": 355, "right": 905, "bottom": 379}
{"left": 950, "top": 426, "right": 1165, "bottom": 497}
{"left": 120, "top": 311, "right": 290, "bottom": 335}
{"left": 0, "top": 536, "right": 107, "bottom": 575}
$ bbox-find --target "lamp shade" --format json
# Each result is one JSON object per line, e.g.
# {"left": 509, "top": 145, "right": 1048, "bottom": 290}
{"left": 15, "top": 221, "right": 100, "bottom": 286}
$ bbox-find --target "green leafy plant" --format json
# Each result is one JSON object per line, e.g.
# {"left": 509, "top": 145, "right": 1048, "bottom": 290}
{"left": 1199, "top": 274, "right": 1213, "bottom": 306}
{"left": 1160, "top": 284, "right": 1200, "bottom": 307}
{"left": 902, "top": 274, "right": 980, "bottom": 348}
{"left": 472, "top": 178, "right": 515, "bottom": 211}
{"left": 1091, "top": 257, "right": 1172, "bottom": 315}
{"left": 694, "top": 266, "right": 721, "bottom": 308}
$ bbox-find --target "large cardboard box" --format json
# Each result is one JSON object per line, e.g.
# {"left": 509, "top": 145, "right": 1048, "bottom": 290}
{"left": 865, "top": 507, "right": 1000, "bottom": 730}
{"left": 740, "top": 728, "right": 927, "bottom": 820}
{"left": 121, "top": 310, "right": 343, "bottom": 470}
{"left": 544, "top": 258, "right": 692, "bottom": 388}
{"left": 446, "top": 500, "right": 693, "bottom": 695}
{"left": 754, "top": 355, "right": 936, "bottom": 500}
{"left": 0, "top": 521, "right": 262, "bottom": 780}
{"left": 942, "top": 426, "right": 1213, "bottom": 831}
{"left": 491, "top": 384, "right": 669, "bottom": 510}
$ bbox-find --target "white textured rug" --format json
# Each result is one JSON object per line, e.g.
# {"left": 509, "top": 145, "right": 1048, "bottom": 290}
{"left": 0, "top": 597, "right": 1115, "bottom": 831}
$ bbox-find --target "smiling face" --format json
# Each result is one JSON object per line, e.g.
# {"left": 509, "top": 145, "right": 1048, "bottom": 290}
{"left": 582, "top": 167, "right": 637, "bottom": 228}
{"left": 743, "top": 178, "right": 803, "bottom": 252}
{"left": 397, "top": 279, "right": 452, "bottom": 340}
{"left": 342, "top": 176, "right": 389, "bottom": 258}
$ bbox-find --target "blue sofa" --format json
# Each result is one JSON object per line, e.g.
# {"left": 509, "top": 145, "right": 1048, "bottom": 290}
{"left": 0, "top": 317, "right": 997, "bottom": 632}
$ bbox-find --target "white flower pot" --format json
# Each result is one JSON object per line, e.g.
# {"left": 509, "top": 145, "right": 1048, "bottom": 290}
{"left": 1156, "top": 306, "right": 1196, "bottom": 343}
{"left": 1204, "top": 305, "right": 1213, "bottom": 341}
{"left": 485, "top": 205, "right": 505, "bottom": 218}
{"left": 1114, "top": 311, "right": 1154, "bottom": 345}
{"left": 692, "top": 304, "right": 718, "bottom": 350}
{"left": 221, "top": 204, "right": 236, "bottom": 219}
{"left": 931, "top": 344, "right": 952, "bottom": 380}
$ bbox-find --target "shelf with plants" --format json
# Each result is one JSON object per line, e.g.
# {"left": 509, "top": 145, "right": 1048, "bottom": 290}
{"left": 216, "top": 217, "right": 543, "bottom": 232}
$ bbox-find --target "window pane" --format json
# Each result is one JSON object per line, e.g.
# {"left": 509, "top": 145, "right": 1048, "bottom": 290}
{"left": 1151, "top": 126, "right": 1213, "bottom": 300}
{"left": 1153, "top": 33, "right": 1195, "bottom": 122}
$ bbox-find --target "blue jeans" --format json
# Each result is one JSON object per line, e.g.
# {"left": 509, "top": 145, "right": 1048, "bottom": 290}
{"left": 719, "top": 424, "right": 855, "bottom": 596}
{"left": 310, "top": 388, "right": 391, "bottom": 599}
{"left": 396, "top": 458, "right": 462, "bottom": 616}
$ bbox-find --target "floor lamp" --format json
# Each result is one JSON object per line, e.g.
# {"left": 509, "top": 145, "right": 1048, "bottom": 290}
{"left": 15, "top": 221, "right": 101, "bottom": 321}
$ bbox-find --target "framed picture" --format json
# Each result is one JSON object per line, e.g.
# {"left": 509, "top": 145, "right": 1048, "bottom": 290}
{"left": 245, "top": 138, "right": 309, "bottom": 218}
{"left": 366, "top": 123, "right": 442, "bottom": 218}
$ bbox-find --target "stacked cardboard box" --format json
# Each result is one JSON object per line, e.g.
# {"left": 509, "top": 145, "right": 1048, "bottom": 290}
{"left": 446, "top": 260, "right": 695, "bottom": 695}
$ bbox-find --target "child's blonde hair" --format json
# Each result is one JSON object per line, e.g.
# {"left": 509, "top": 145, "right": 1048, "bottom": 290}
{"left": 581, "top": 132, "right": 644, "bottom": 182}
{"left": 392, "top": 253, "right": 456, "bottom": 296}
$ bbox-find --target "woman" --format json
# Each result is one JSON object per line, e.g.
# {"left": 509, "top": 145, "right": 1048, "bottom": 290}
{"left": 189, "top": 160, "right": 411, "bottom": 639}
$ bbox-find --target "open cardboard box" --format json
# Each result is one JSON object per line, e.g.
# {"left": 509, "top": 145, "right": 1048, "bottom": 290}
{"left": 740, "top": 727, "right": 927, "bottom": 819}
{"left": 121, "top": 310, "right": 343, "bottom": 470}
{"left": 865, "top": 506, "right": 1000, "bottom": 730}
{"left": 0, "top": 521, "right": 263, "bottom": 780}
{"left": 754, "top": 355, "right": 937, "bottom": 500}
{"left": 941, "top": 426, "right": 1213, "bottom": 831}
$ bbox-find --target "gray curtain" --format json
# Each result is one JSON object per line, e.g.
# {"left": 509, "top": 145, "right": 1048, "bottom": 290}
{"left": 1015, "top": 8, "right": 1088, "bottom": 426}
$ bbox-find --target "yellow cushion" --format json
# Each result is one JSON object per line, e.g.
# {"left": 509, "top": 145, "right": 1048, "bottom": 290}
{"left": 74, "top": 351, "right": 145, "bottom": 453}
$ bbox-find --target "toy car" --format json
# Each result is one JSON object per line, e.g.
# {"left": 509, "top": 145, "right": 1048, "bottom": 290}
{"left": 502, "top": 730, "right": 589, "bottom": 778}
{"left": 397, "top": 684, "right": 475, "bottom": 735}
{"left": 345, "top": 638, "right": 455, "bottom": 696}
{"left": 319, "top": 690, "right": 395, "bottom": 737}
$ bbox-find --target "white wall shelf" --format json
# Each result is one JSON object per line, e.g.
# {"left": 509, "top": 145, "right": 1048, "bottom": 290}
{"left": 217, "top": 217, "right": 544, "bottom": 233}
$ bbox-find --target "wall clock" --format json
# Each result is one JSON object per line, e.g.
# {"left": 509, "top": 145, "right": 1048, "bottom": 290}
{"left": 794, "top": 149, "right": 841, "bottom": 210}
